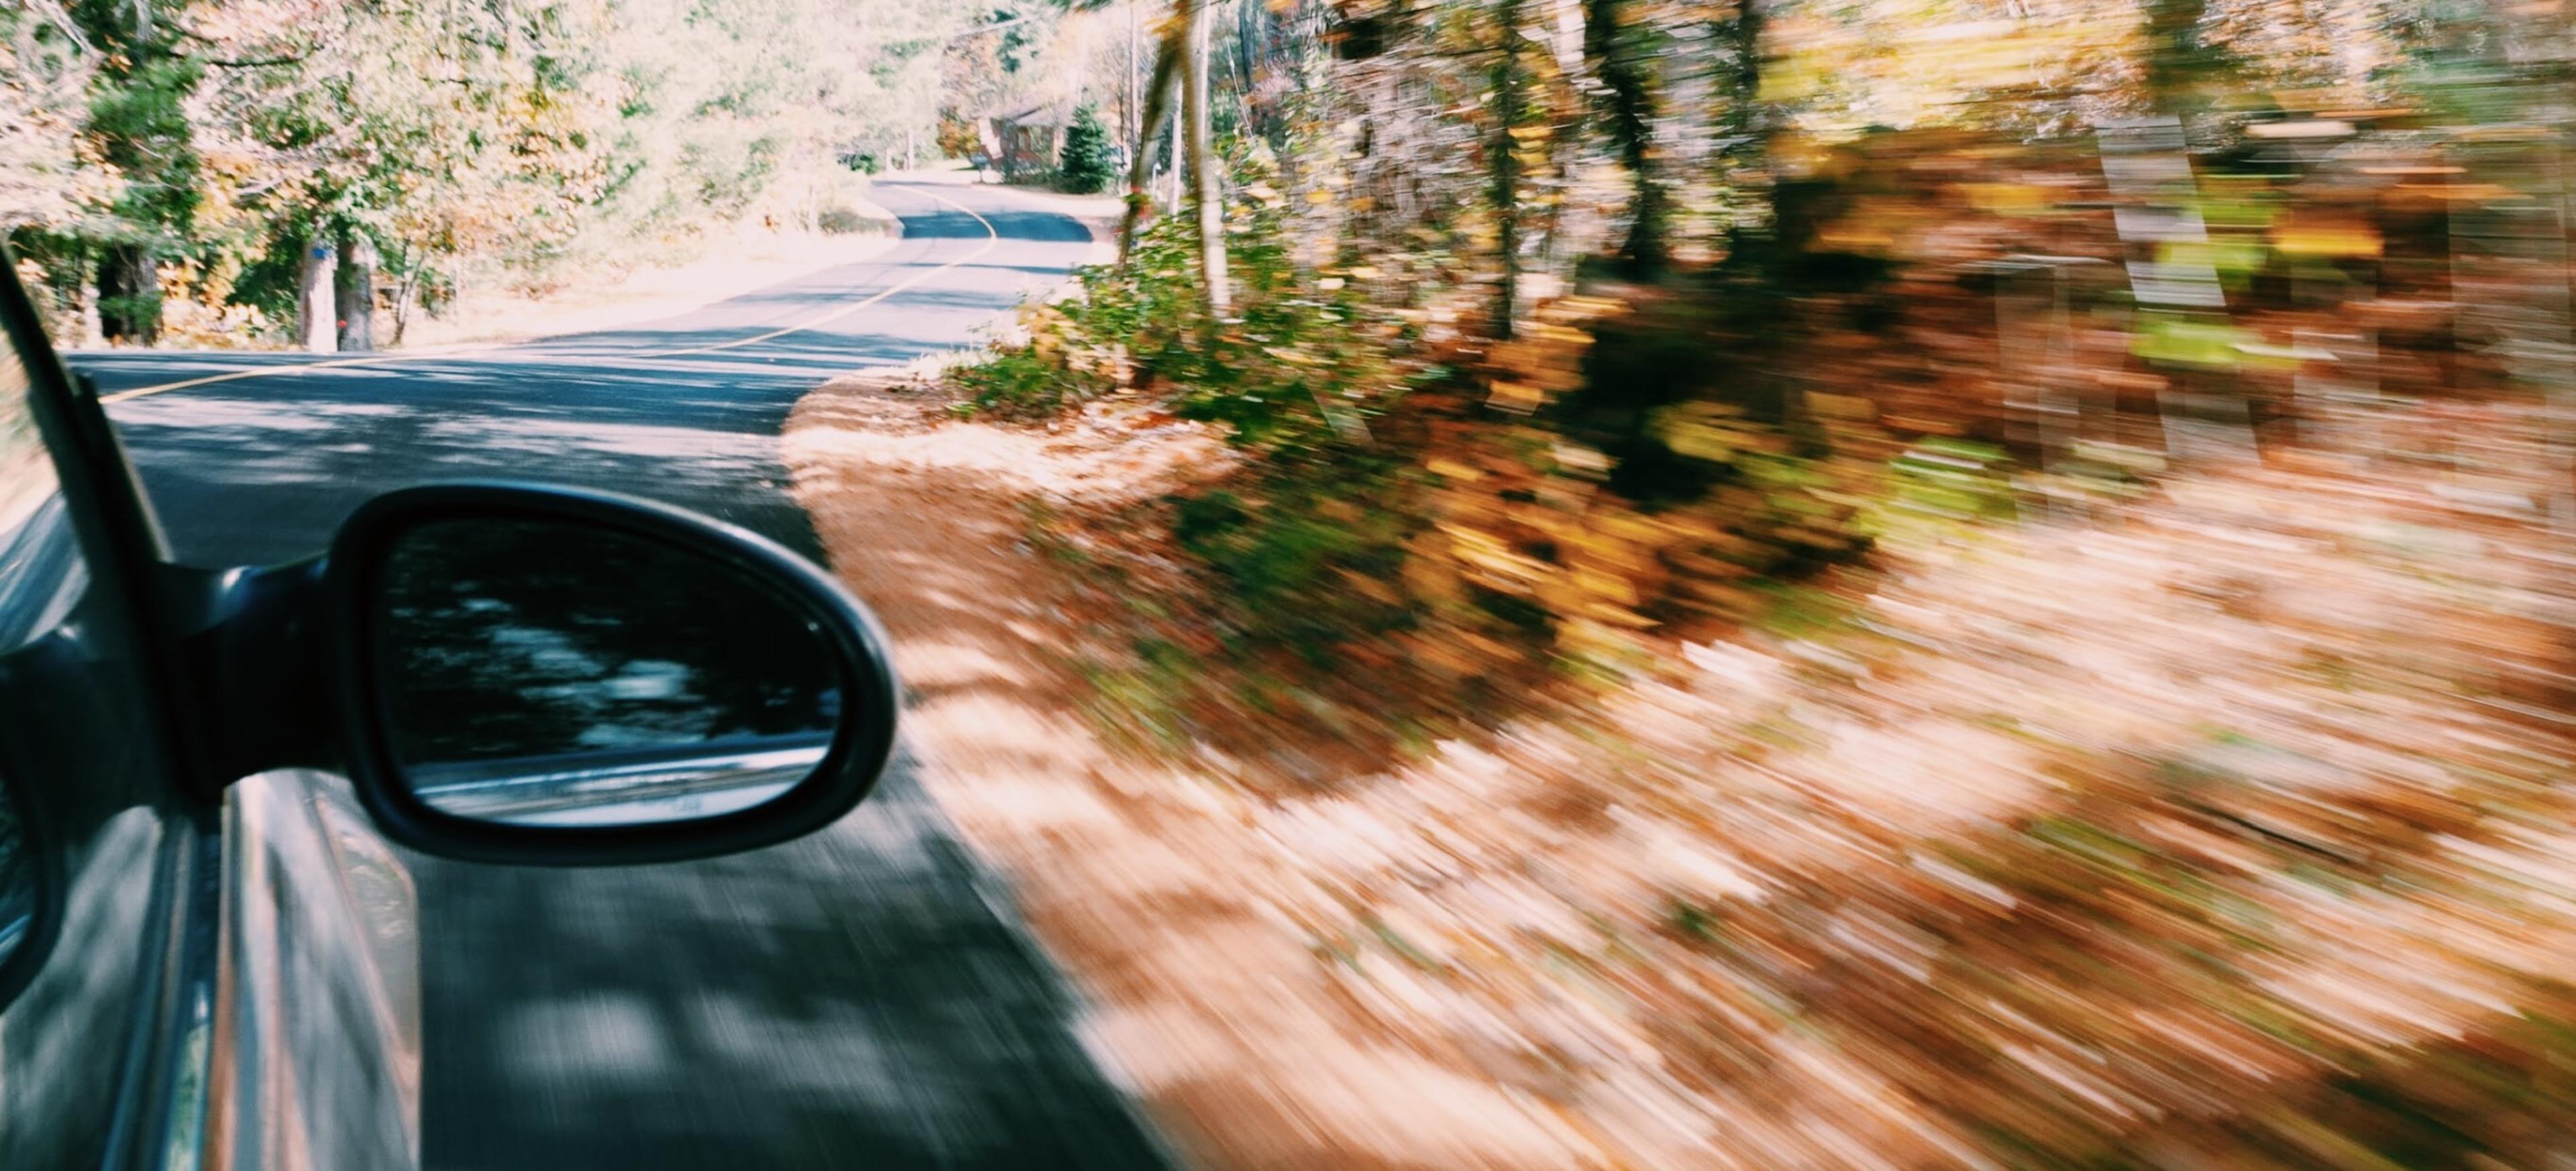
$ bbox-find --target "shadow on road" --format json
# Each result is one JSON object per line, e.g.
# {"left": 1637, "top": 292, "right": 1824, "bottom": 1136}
{"left": 419, "top": 759, "right": 1171, "bottom": 1170}
{"left": 75, "top": 184, "right": 1172, "bottom": 1171}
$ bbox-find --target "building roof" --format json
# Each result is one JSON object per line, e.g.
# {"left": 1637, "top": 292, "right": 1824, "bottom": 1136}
{"left": 986, "top": 96, "right": 1080, "bottom": 127}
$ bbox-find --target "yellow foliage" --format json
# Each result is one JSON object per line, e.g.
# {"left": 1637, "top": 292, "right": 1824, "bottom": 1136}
{"left": 1572, "top": 566, "right": 1640, "bottom": 605}
{"left": 1487, "top": 380, "right": 1545, "bottom": 413}
{"left": 1401, "top": 533, "right": 1466, "bottom": 604}
{"left": 2272, "top": 221, "right": 2382, "bottom": 258}
{"left": 1806, "top": 391, "right": 1877, "bottom": 421}
{"left": 1444, "top": 526, "right": 1552, "bottom": 593}
{"left": 1960, "top": 182, "right": 2048, "bottom": 215}
{"left": 1654, "top": 401, "right": 1765, "bottom": 463}
{"left": 1816, "top": 223, "right": 1899, "bottom": 253}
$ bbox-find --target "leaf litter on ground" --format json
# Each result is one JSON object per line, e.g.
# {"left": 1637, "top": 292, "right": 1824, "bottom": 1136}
{"left": 793, "top": 363, "right": 2576, "bottom": 1169}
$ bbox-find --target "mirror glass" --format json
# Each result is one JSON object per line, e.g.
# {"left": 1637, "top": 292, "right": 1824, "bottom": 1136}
{"left": 376, "top": 517, "right": 841, "bottom": 828}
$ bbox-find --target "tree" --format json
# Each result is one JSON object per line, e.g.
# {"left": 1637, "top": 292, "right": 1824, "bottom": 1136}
{"left": 335, "top": 233, "right": 377, "bottom": 351}
{"left": 1179, "top": 0, "right": 1227, "bottom": 314}
{"left": 1118, "top": 0, "right": 1226, "bottom": 314}
{"left": 1490, "top": 0, "right": 1525, "bottom": 337}
{"left": 6, "top": 0, "right": 993, "bottom": 347}
{"left": 1059, "top": 103, "right": 1115, "bottom": 192}
{"left": 0, "top": 3, "right": 115, "bottom": 247}
{"left": 1118, "top": 4, "right": 1185, "bottom": 258}
{"left": 1712, "top": 0, "right": 1771, "bottom": 243}
{"left": 78, "top": 1, "right": 204, "bottom": 343}
{"left": 1584, "top": 0, "right": 1664, "bottom": 276}
{"left": 2142, "top": 0, "right": 2221, "bottom": 116}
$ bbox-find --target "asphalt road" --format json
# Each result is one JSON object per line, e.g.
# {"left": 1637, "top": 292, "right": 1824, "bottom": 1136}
{"left": 70, "top": 182, "right": 1177, "bottom": 1170}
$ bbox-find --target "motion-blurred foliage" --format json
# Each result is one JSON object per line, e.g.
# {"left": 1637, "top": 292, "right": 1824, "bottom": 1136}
{"left": 950, "top": 3, "right": 2576, "bottom": 1158}
{"left": 975, "top": 5, "right": 2576, "bottom": 755}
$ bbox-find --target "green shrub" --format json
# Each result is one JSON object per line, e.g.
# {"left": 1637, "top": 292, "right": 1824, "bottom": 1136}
{"left": 958, "top": 175, "right": 1894, "bottom": 757}
{"left": 953, "top": 333, "right": 1097, "bottom": 416}
{"left": 1058, "top": 105, "right": 1115, "bottom": 194}
{"left": 957, "top": 190, "right": 1399, "bottom": 440}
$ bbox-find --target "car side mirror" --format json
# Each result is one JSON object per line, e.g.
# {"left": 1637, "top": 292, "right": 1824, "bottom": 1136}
{"left": 323, "top": 484, "right": 898, "bottom": 865}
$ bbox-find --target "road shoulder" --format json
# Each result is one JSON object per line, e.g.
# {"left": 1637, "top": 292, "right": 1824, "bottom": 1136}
{"left": 781, "top": 374, "right": 1592, "bottom": 1170}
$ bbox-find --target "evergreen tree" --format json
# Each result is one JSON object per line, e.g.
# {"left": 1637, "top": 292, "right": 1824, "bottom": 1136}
{"left": 1059, "top": 103, "right": 1114, "bottom": 194}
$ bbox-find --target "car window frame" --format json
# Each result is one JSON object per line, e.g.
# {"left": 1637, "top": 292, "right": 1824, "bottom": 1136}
{"left": 0, "top": 254, "right": 199, "bottom": 1010}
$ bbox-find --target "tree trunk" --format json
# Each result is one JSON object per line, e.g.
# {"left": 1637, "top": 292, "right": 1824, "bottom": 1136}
{"left": 975, "top": 117, "right": 1004, "bottom": 178}
{"left": 1181, "top": 0, "right": 1228, "bottom": 315}
{"left": 336, "top": 233, "right": 378, "bottom": 353}
{"left": 1491, "top": 0, "right": 1523, "bottom": 339}
{"left": 68, "top": 264, "right": 97, "bottom": 346}
{"left": 2141, "top": 0, "right": 2215, "bottom": 117}
{"left": 96, "top": 245, "right": 158, "bottom": 345}
{"left": 1118, "top": 2, "right": 1187, "bottom": 262}
{"left": 298, "top": 236, "right": 337, "bottom": 354}
{"left": 1586, "top": 0, "right": 1666, "bottom": 276}
{"left": 1715, "top": 0, "right": 1770, "bottom": 237}
{"left": 1127, "top": 0, "right": 1141, "bottom": 156}
{"left": 391, "top": 272, "right": 417, "bottom": 347}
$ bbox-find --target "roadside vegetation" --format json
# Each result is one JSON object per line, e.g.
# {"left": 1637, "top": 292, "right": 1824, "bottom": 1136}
{"left": 23, "top": 0, "right": 2576, "bottom": 1160}
{"left": 895, "top": 0, "right": 2576, "bottom": 1164}
{"left": 0, "top": 0, "right": 1120, "bottom": 349}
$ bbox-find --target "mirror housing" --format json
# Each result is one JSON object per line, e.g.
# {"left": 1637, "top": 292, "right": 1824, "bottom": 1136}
{"left": 323, "top": 484, "right": 899, "bottom": 865}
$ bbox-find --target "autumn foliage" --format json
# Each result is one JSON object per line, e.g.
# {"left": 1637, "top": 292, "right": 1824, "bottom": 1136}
{"left": 941, "top": 0, "right": 2576, "bottom": 1160}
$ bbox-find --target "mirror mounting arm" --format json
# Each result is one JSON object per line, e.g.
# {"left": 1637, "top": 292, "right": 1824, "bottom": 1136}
{"left": 157, "top": 558, "right": 338, "bottom": 799}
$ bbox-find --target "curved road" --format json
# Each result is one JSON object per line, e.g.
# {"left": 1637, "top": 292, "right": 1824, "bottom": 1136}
{"left": 70, "top": 184, "right": 1175, "bottom": 1170}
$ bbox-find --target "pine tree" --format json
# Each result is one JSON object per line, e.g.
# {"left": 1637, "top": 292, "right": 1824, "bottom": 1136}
{"left": 1059, "top": 104, "right": 1114, "bottom": 194}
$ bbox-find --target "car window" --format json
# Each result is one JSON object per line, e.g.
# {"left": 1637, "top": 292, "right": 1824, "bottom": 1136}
{"left": 0, "top": 327, "right": 77, "bottom": 966}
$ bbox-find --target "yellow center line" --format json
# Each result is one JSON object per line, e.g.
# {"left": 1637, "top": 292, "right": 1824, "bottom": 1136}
{"left": 100, "top": 186, "right": 1004, "bottom": 404}
{"left": 97, "top": 350, "right": 435, "bottom": 402}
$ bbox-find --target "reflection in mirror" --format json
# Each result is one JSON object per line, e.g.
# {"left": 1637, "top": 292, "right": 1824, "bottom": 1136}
{"left": 378, "top": 518, "right": 841, "bottom": 828}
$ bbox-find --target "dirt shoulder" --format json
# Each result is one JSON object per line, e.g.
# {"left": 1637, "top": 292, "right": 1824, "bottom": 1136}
{"left": 784, "top": 381, "right": 1591, "bottom": 1169}
{"left": 788, "top": 363, "right": 2576, "bottom": 1170}
{"left": 782, "top": 194, "right": 1567, "bottom": 1166}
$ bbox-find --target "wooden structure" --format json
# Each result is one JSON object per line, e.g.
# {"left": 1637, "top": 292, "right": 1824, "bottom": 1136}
{"left": 983, "top": 99, "right": 1077, "bottom": 182}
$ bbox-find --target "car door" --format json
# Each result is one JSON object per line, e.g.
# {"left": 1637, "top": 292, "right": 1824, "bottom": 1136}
{"left": 0, "top": 254, "right": 432, "bottom": 1171}
{"left": 0, "top": 262, "right": 223, "bottom": 1168}
{"left": 205, "top": 767, "right": 421, "bottom": 1169}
